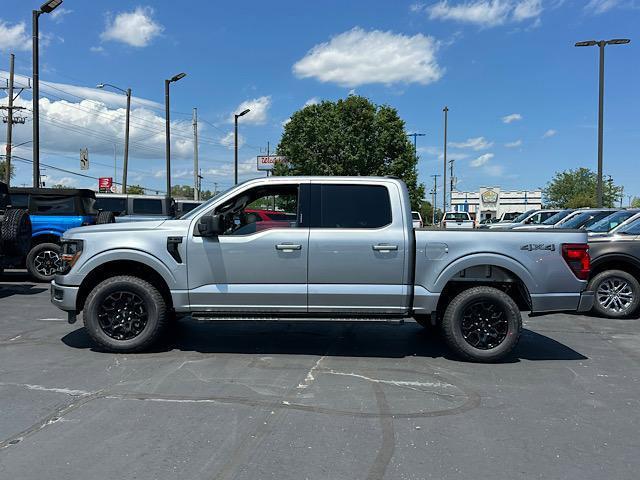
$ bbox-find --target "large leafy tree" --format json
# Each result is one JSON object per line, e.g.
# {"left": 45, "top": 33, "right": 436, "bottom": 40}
{"left": 126, "top": 184, "right": 146, "bottom": 195}
{"left": 274, "top": 95, "right": 425, "bottom": 208}
{"left": 542, "top": 167, "right": 622, "bottom": 208}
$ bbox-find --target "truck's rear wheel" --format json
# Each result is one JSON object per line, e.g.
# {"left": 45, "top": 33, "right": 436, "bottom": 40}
{"left": 441, "top": 286, "right": 522, "bottom": 362}
{"left": 83, "top": 275, "right": 168, "bottom": 352}
{"left": 26, "top": 242, "right": 61, "bottom": 282}
{"left": 1, "top": 208, "right": 32, "bottom": 256}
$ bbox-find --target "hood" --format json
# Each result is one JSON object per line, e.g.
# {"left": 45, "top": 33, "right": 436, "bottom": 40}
{"left": 66, "top": 219, "right": 168, "bottom": 237}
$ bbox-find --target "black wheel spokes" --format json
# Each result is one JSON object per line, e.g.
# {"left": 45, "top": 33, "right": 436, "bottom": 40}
{"left": 97, "top": 291, "right": 148, "bottom": 340}
{"left": 461, "top": 300, "right": 508, "bottom": 350}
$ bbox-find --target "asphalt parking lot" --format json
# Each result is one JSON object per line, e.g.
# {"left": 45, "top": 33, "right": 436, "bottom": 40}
{"left": 1, "top": 271, "right": 639, "bottom": 480}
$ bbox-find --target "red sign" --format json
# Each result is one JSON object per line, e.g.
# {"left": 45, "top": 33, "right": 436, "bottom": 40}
{"left": 98, "top": 177, "right": 113, "bottom": 193}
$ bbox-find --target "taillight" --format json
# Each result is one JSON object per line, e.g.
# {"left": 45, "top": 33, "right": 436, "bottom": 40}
{"left": 561, "top": 243, "right": 590, "bottom": 280}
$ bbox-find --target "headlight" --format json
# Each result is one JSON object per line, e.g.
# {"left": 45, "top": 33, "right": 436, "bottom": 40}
{"left": 59, "top": 239, "right": 84, "bottom": 273}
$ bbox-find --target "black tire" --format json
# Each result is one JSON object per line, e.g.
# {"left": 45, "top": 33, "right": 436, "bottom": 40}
{"left": 83, "top": 275, "right": 168, "bottom": 352}
{"left": 441, "top": 286, "right": 522, "bottom": 363}
{"left": 26, "top": 242, "right": 61, "bottom": 282}
{"left": 96, "top": 211, "right": 115, "bottom": 225}
{"left": 1, "top": 208, "right": 32, "bottom": 256}
{"left": 588, "top": 269, "right": 640, "bottom": 319}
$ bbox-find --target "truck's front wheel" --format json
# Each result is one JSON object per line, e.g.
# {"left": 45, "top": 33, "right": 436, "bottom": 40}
{"left": 441, "top": 286, "right": 522, "bottom": 362}
{"left": 83, "top": 276, "right": 168, "bottom": 352}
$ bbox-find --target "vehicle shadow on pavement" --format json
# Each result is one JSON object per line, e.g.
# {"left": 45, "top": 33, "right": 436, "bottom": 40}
{"left": 0, "top": 284, "right": 47, "bottom": 299}
{"left": 61, "top": 319, "right": 587, "bottom": 363}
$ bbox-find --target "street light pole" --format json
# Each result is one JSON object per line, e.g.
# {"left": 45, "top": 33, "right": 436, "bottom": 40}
{"left": 165, "top": 72, "right": 186, "bottom": 196}
{"left": 32, "top": 0, "right": 63, "bottom": 188}
{"left": 443, "top": 106, "right": 449, "bottom": 213}
{"left": 406, "top": 132, "right": 426, "bottom": 162}
{"left": 234, "top": 108, "right": 250, "bottom": 185}
{"left": 575, "top": 38, "right": 630, "bottom": 207}
{"left": 97, "top": 83, "right": 131, "bottom": 192}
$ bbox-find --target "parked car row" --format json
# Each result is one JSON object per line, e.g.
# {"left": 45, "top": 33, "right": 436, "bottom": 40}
{"left": 0, "top": 187, "right": 205, "bottom": 281}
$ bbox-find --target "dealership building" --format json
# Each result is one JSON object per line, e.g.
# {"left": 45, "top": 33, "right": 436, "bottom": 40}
{"left": 450, "top": 188, "right": 542, "bottom": 221}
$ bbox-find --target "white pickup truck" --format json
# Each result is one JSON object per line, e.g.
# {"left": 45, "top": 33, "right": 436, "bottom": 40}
{"left": 442, "top": 211, "right": 474, "bottom": 229}
{"left": 51, "top": 177, "right": 594, "bottom": 362}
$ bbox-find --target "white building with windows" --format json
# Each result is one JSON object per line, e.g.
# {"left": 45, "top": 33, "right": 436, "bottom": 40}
{"left": 451, "top": 187, "right": 542, "bottom": 221}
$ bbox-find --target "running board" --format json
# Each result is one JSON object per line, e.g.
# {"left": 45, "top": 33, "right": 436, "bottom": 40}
{"left": 190, "top": 313, "right": 405, "bottom": 324}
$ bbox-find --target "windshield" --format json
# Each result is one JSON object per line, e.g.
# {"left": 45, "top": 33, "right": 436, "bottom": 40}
{"left": 412, "top": 212, "right": 420, "bottom": 220}
{"left": 509, "top": 210, "right": 535, "bottom": 223}
{"left": 561, "top": 211, "right": 614, "bottom": 229}
{"left": 180, "top": 186, "right": 233, "bottom": 220}
{"left": 444, "top": 212, "right": 470, "bottom": 221}
{"left": 588, "top": 210, "right": 637, "bottom": 232}
{"left": 616, "top": 217, "right": 640, "bottom": 235}
{"left": 542, "top": 209, "right": 573, "bottom": 225}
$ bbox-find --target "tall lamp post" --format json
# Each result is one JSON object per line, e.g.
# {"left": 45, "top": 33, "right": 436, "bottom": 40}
{"left": 97, "top": 83, "right": 131, "bottom": 193}
{"left": 32, "top": 0, "right": 63, "bottom": 188}
{"left": 165, "top": 72, "right": 186, "bottom": 196}
{"left": 406, "top": 132, "right": 426, "bottom": 162}
{"left": 234, "top": 108, "right": 250, "bottom": 185}
{"left": 575, "top": 38, "right": 631, "bottom": 207}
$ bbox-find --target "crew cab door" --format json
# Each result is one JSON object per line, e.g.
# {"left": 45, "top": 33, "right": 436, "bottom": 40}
{"left": 187, "top": 182, "right": 309, "bottom": 312}
{"left": 307, "top": 181, "right": 410, "bottom": 314}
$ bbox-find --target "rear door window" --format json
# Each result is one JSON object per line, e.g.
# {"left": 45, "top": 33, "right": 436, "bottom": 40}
{"left": 132, "top": 198, "right": 163, "bottom": 215}
{"left": 316, "top": 184, "right": 392, "bottom": 229}
{"left": 96, "top": 197, "right": 127, "bottom": 215}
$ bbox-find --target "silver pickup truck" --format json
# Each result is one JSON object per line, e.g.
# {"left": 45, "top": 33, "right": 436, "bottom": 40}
{"left": 51, "top": 177, "right": 593, "bottom": 362}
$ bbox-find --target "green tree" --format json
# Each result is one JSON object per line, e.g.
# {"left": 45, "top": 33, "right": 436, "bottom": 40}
{"left": 0, "top": 160, "right": 15, "bottom": 184}
{"left": 542, "top": 167, "right": 622, "bottom": 208}
{"left": 126, "top": 184, "right": 145, "bottom": 195}
{"left": 274, "top": 95, "right": 425, "bottom": 208}
{"left": 171, "top": 185, "right": 194, "bottom": 199}
{"left": 200, "top": 189, "right": 215, "bottom": 200}
{"left": 631, "top": 197, "right": 640, "bottom": 208}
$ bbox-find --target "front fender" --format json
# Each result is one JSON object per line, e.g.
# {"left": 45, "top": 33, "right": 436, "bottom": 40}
{"left": 66, "top": 248, "right": 178, "bottom": 289}
{"left": 432, "top": 252, "right": 538, "bottom": 294}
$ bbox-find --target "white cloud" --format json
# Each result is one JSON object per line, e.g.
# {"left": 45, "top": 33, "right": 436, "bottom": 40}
{"left": 304, "top": 97, "right": 320, "bottom": 107}
{"left": 470, "top": 152, "right": 494, "bottom": 167}
{"left": 504, "top": 139, "right": 522, "bottom": 148}
{"left": 281, "top": 118, "right": 291, "bottom": 127}
{"left": 293, "top": 27, "right": 443, "bottom": 87}
{"left": 42, "top": 176, "right": 77, "bottom": 187}
{"left": 220, "top": 131, "right": 245, "bottom": 150}
{"left": 449, "top": 136, "right": 493, "bottom": 150}
{"left": 50, "top": 8, "right": 73, "bottom": 23}
{"left": 484, "top": 164, "right": 505, "bottom": 176}
{"left": 231, "top": 96, "right": 271, "bottom": 125}
{"left": 101, "top": 7, "right": 163, "bottom": 47}
{"left": 424, "top": 0, "right": 543, "bottom": 27}
{"left": 585, "top": 0, "right": 620, "bottom": 14}
{"left": 0, "top": 20, "right": 30, "bottom": 52}
{"left": 90, "top": 46, "right": 105, "bottom": 53}
{"left": 502, "top": 113, "right": 522, "bottom": 124}
{"left": 542, "top": 129, "right": 557, "bottom": 138}
{"left": 513, "top": 0, "right": 543, "bottom": 20}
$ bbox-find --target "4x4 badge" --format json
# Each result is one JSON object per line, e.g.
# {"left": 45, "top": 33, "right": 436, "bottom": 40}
{"left": 521, "top": 243, "right": 556, "bottom": 252}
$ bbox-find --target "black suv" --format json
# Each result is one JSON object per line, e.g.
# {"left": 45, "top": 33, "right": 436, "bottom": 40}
{"left": 0, "top": 182, "right": 32, "bottom": 275}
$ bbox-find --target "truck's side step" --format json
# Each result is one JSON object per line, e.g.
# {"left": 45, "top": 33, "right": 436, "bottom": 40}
{"left": 189, "top": 313, "right": 405, "bottom": 324}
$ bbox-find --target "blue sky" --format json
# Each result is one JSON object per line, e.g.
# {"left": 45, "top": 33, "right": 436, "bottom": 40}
{"left": 0, "top": 0, "right": 638, "bottom": 202}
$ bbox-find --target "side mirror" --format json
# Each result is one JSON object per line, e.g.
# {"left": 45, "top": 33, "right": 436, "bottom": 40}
{"left": 197, "top": 214, "right": 224, "bottom": 236}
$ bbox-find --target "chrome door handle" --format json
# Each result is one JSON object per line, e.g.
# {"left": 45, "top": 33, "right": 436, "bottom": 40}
{"left": 276, "top": 244, "right": 302, "bottom": 251}
{"left": 372, "top": 244, "right": 398, "bottom": 251}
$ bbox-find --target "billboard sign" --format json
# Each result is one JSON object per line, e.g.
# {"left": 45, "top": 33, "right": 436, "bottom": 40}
{"left": 98, "top": 177, "right": 113, "bottom": 193}
{"left": 257, "top": 155, "right": 287, "bottom": 171}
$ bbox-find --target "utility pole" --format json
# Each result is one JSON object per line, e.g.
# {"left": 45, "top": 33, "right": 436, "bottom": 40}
{"left": 443, "top": 106, "right": 449, "bottom": 213}
{"left": 193, "top": 107, "right": 199, "bottom": 200}
{"left": 448, "top": 159, "right": 455, "bottom": 209}
{"left": 1, "top": 54, "right": 27, "bottom": 187}
{"left": 431, "top": 174, "right": 440, "bottom": 225}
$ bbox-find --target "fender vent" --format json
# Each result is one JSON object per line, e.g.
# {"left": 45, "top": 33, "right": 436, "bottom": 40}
{"left": 167, "top": 236, "right": 183, "bottom": 263}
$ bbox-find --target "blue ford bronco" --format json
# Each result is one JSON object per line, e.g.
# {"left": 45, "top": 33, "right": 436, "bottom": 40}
{"left": 10, "top": 188, "right": 114, "bottom": 281}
